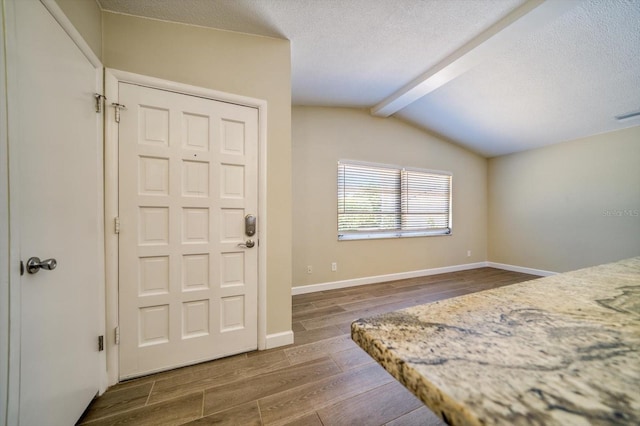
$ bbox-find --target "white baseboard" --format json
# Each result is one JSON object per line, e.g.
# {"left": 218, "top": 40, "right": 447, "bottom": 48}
{"left": 292, "top": 262, "right": 489, "bottom": 295}
{"left": 487, "top": 262, "right": 557, "bottom": 277}
{"left": 292, "top": 261, "right": 558, "bottom": 296}
{"left": 265, "top": 330, "right": 294, "bottom": 349}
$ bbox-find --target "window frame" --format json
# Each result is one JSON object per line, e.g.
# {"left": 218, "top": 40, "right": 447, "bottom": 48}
{"left": 337, "top": 160, "right": 452, "bottom": 241}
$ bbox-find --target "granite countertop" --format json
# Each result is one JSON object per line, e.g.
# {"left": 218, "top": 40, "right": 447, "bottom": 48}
{"left": 351, "top": 257, "right": 640, "bottom": 425}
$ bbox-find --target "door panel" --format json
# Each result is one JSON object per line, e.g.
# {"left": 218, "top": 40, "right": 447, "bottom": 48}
{"left": 12, "top": 0, "right": 102, "bottom": 424}
{"left": 118, "top": 83, "right": 258, "bottom": 379}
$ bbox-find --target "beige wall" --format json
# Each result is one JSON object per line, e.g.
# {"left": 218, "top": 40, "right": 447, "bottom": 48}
{"left": 488, "top": 126, "right": 640, "bottom": 273}
{"left": 103, "top": 12, "right": 292, "bottom": 334}
{"left": 54, "top": 0, "right": 102, "bottom": 60}
{"left": 292, "top": 107, "right": 488, "bottom": 287}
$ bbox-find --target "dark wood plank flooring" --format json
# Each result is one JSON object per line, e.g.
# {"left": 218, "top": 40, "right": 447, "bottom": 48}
{"left": 78, "top": 267, "right": 538, "bottom": 425}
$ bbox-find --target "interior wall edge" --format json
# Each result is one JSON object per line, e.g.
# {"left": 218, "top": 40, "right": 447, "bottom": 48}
{"left": 292, "top": 106, "right": 488, "bottom": 287}
{"left": 487, "top": 125, "right": 640, "bottom": 273}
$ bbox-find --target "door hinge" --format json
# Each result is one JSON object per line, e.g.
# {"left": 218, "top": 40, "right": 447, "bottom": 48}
{"left": 115, "top": 326, "right": 120, "bottom": 345}
{"left": 114, "top": 217, "right": 120, "bottom": 234}
{"left": 111, "top": 103, "right": 126, "bottom": 123}
{"left": 98, "top": 335, "right": 104, "bottom": 351}
{"left": 94, "top": 93, "right": 106, "bottom": 113}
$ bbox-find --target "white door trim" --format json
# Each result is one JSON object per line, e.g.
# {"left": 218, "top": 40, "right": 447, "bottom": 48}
{"left": 1, "top": 2, "right": 11, "bottom": 424}
{"left": 104, "top": 68, "right": 268, "bottom": 386}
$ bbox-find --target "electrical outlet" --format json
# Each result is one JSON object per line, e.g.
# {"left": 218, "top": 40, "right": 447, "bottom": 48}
{"left": 307, "top": 265, "right": 313, "bottom": 274}
{"left": 331, "top": 262, "right": 337, "bottom": 272}
{"left": 467, "top": 250, "right": 472, "bottom": 257}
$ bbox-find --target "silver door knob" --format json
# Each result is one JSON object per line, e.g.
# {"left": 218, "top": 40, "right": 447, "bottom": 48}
{"left": 26, "top": 257, "right": 57, "bottom": 274}
{"left": 237, "top": 239, "right": 255, "bottom": 248}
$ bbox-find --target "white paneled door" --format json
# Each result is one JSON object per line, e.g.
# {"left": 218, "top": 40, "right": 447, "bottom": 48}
{"left": 118, "top": 83, "right": 259, "bottom": 379}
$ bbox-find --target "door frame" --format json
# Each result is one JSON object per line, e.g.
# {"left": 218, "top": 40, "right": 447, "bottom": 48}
{"left": 3, "top": 0, "right": 106, "bottom": 423}
{"left": 1, "top": 1, "right": 10, "bottom": 423}
{"left": 104, "top": 69, "right": 268, "bottom": 386}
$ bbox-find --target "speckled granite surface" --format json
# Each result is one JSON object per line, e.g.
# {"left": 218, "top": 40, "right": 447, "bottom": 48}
{"left": 351, "top": 257, "right": 640, "bottom": 425}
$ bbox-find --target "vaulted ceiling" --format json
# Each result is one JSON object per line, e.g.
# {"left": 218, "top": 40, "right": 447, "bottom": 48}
{"left": 97, "top": 0, "right": 640, "bottom": 157}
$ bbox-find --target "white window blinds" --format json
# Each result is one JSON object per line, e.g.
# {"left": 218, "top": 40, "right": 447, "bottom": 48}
{"left": 338, "top": 161, "right": 452, "bottom": 240}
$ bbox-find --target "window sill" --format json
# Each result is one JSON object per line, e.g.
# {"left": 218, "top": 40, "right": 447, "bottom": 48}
{"left": 338, "top": 229, "right": 452, "bottom": 241}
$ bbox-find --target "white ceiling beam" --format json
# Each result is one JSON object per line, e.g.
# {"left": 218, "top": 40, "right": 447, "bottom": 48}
{"left": 371, "top": 0, "right": 578, "bottom": 117}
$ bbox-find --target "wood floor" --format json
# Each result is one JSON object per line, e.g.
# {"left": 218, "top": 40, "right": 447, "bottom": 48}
{"left": 78, "top": 267, "right": 538, "bottom": 426}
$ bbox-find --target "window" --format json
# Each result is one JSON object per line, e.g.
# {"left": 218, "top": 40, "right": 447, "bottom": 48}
{"left": 337, "top": 160, "right": 452, "bottom": 240}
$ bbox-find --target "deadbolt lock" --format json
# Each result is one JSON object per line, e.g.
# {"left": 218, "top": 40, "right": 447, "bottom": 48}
{"left": 245, "top": 214, "right": 256, "bottom": 237}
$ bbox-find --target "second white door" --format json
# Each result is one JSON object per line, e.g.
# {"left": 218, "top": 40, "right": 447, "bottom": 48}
{"left": 118, "top": 83, "right": 258, "bottom": 379}
{"left": 11, "top": 1, "right": 102, "bottom": 423}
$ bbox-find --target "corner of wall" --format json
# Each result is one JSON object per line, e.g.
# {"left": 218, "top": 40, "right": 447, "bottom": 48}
{"left": 292, "top": 107, "right": 490, "bottom": 288}
{"left": 486, "top": 127, "right": 640, "bottom": 272}
{"left": 53, "top": 0, "right": 103, "bottom": 62}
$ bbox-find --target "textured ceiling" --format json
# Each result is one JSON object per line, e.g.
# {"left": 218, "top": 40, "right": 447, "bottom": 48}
{"left": 97, "top": 0, "right": 640, "bottom": 157}
{"left": 396, "top": 0, "right": 640, "bottom": 156}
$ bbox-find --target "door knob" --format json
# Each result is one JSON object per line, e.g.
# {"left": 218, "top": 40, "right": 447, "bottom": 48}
{"left": 237, "top": 239, "right": 255, "bottom": 248}
{"left": 26, "top": 257, "right": 57, "bottom": 274}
